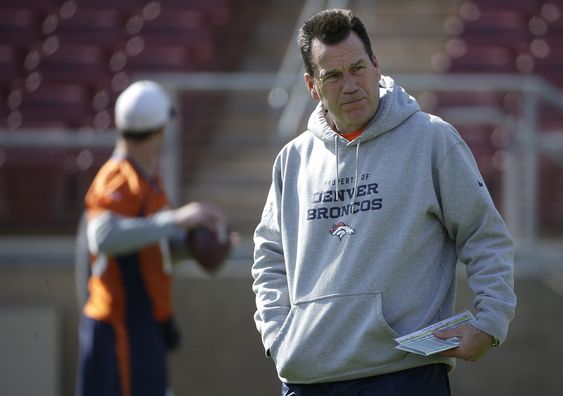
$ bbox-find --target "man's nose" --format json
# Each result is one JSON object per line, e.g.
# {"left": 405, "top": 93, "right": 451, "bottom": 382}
{"left": 341, "top": 72, "right": 358, "bottom": 92}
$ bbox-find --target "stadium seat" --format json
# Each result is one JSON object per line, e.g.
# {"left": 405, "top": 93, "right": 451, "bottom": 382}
{"left": 469, "top": 0, "right": 541, "bottom": 16}
{"left": 113, "top": 9, "right": 216, "bottom": 68}
{"left": 532, "top": 48, "right": 563, "bottom": 88}
{"left": 158, "top": 0, "right": 233, "bottom": 27}
{"left": 54, "top": 8, "right": 126, "bottom": 47}
{"left": 69, "top": 0, "right": 143, "bottom": 12}
{"left": 0, "top": 0, "right": 57, "bottom": 9}
{"left": 447, "top": 45, "right": 516, "bottom": 73}
{"left": 544, "top": 12, "right": 563, "bottom": 43}
{"left": 16, "top": 83, "right": 92, "bottom": 127}
{"left": 123, "top": 45, "right": 195, "bottom": 73}
{"left": 138, "top": 9, "right": 212, "bottom": 43}
{"left": 138, "top": 39, "right": 214, "bottom": 70}
{"left": 459, "top": 10, "right": 530, "bottom": 50}
{"left": 0, "top": 9, "right": 41, "bottom": 48}
{"left": 0, "top": 45, "right": 22, "bottom": 85}
{"left": 37, "top": 45, "right": 108, "bottom": 85}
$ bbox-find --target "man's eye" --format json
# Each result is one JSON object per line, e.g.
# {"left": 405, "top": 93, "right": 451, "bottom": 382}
{"left": 324, "top": 74, "right": 339, "bottom": 83}
{"left": 352, "top": 65, "right": 366, "bottom": 74}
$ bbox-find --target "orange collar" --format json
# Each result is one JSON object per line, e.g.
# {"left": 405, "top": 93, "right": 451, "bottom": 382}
{"left": 340, "top": 126, "right": 366, "bottom": 141}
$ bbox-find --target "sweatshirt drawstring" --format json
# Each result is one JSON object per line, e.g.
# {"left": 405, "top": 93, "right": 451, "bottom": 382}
{"left": 334, "top": 135, "right": 340, "bottom": 201}
{"left": 333, "top": 135, "right": 362, "bottom": 205}
{"left": 351, "top": 138, "right": 361, "bottom": 207}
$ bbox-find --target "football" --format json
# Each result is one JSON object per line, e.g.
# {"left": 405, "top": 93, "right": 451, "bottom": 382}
{"left": 187, "top": 225, "right": 231, "bottom": 274}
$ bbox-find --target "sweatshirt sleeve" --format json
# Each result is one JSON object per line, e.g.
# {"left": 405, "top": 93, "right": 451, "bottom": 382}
{"left": 252, "top": 161, "right": 291, "bottom": 357}
{"left": 436, "top": 136, "right": 516, "bottom": 344}
{"left": 87, "top": 210, "right": 181, "bottom": 255}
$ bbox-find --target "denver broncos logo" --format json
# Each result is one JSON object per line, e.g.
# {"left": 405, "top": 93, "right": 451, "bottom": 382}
{"left": 329, "top": 222, "right": 355, "bottom": 240}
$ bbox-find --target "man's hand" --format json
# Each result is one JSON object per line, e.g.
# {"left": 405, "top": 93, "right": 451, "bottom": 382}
{"left": 434, "top": 324, "right": 494, "bottom": 361}
{"left": 172, "top": 201, "right": 224, "bottom": 229}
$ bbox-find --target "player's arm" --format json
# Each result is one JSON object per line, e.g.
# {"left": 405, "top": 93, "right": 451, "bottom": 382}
{"left": 87, "top": 210, "right": 182, "bottom": 255}
{"left": 88, "top": 201, "right": 227, "bottom": 256}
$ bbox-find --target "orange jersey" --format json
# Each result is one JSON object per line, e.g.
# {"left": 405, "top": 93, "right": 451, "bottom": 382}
{"left": 83, "top": 156, "right": 173, "bottom": 325}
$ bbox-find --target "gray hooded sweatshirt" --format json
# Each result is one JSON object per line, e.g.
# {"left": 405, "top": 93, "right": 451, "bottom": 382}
{"left": 252, "top": 75, "right": 516, "bottom": 384}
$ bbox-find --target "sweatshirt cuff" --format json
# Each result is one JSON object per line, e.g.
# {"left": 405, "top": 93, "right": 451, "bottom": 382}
{"left": 471, "top": 314, "right": 510, "bottom": 345}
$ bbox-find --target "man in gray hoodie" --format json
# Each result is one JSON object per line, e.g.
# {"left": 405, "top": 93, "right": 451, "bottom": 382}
{"left": 252, "top": 8, "right": 516, "bottom": 396}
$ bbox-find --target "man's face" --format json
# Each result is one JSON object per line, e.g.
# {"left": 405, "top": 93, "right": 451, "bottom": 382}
{"left": 304, "top": 32, "right": 381, "bottom": 133}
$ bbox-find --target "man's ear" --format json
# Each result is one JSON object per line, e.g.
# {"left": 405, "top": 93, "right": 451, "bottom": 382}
{"left": 304, "top": 73, "right": 320, "bottom": 101}
{"left": 371, "top": 55, "right": 380, "bottom": 72}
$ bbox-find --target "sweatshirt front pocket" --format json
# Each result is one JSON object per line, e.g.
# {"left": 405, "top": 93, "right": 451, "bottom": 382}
{"left": 269, "top": 291, "right": 405, "bottom": 383}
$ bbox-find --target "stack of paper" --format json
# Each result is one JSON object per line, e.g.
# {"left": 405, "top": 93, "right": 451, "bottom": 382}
{"left": 394, "top": 310, "right": 475, "bottom": 356}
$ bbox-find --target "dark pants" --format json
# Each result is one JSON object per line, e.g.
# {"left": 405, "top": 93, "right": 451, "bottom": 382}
{"left": 76, "top": 315, "right": 168, "bottom": 396}
{"left": 282, "top": 364, "right": 451, "bottom": 396}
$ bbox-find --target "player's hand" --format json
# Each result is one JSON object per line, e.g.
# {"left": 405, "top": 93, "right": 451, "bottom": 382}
{"left": 159, "top": 317, "right": 181, "bottom": 352}
{"left": 434, "top": 324, "right": 493, "bottom": 361}
{"left": 172, "top": 202, "right": 227, "bottom": 239}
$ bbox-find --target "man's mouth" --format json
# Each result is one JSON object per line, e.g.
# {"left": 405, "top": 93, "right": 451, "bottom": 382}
{"left": 341, "top": 97, "right": 365, "bottom": 106}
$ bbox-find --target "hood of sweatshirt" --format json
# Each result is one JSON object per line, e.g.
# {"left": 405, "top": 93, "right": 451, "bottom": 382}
{"left": 307, "top": 75, "right": 421, "bottom": 146}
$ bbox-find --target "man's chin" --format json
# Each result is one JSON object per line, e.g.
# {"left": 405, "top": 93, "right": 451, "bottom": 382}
{"left": 344, "top": 110, "right": 369, "bottom": 126}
